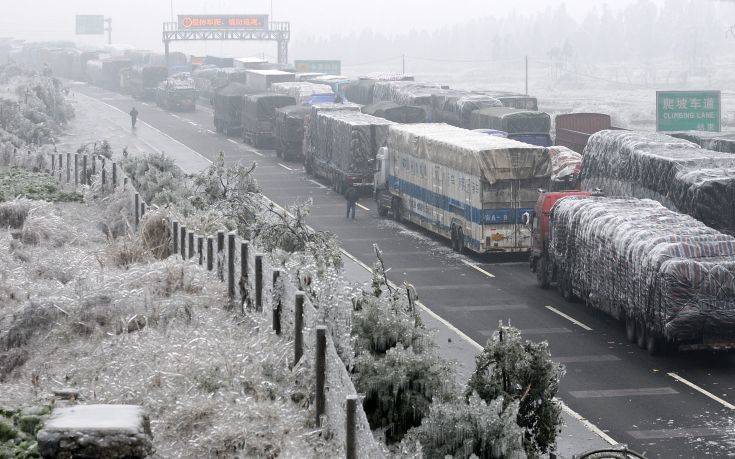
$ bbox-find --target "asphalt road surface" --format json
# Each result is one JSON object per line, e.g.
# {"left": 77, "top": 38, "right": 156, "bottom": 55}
{"left": 72, "top": 83, "right": 735, "bottom": 458}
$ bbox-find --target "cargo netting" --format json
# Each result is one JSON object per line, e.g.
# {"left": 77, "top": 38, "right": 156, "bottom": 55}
{"left": 581, "top": 130, "right": 735, "bottom": 234}
{"left": 550, "top": 196, "right": 735, "bottom": 343}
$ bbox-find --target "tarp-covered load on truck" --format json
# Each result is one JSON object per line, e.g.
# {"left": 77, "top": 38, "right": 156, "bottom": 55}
{"left": 550, "top": 195, "right": 735, "bottom": 349}
{"left": 245, "top": 69, "right": 295, "bottom": 92}
{"left": 213, "top": 82, "right": 252, "bottom": 135}
{"left": 274, "top": 105, "right": 311, "bottom": 160}
{"left": 371, "top": 81, "right": 446, "bottom": 108}
{"left": 309, "top": 110, "right": 394, "bottom": 193}
{"left": 361, "top": 101, "right": 426, "bottom": 124}
{"left": 303, "top": 102, "right": 363, "bottom": 168}
{"left": 470, "top": 107, "right": 552, "bottom": 146}
{"left": 670, "top": 131, "right": 735, "bottom": 154}
{"left": 581, "top": 130, "right": 735, "bottom": 234}
{"left": 242, "top": 93, "right": 297, "bottom": 148}
{"left": 430, "top": 90, "right": 502, "bottom": 128}
{"left": 270, "top": 81, "right": 334, "bottom": 104}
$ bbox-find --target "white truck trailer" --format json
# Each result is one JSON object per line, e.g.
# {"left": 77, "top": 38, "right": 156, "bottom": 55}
{"left": 374, "top": 123, "right": 550, "bottom": 253}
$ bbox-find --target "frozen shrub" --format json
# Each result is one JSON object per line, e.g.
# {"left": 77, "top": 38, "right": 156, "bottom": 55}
{"left": 466, "top": 324, "right": 564, "bottom": 456}
{"left": 0, "top": 198, "right": 31, "bottom": 228}
{"left": 139, "top": 209, "right": 171, "bottom": 259}
{"left": 403, "top": 393, "right": 526, "bottom": 459}
{"left": 105, "top": 235, "right": 151, "bottom": 268}
{"left": 0, "top": 348, "right": 29, "bottom": 381}
{"left": 97, "top": 185, "right": 135, "bottom": 239}
{"left": 20, "top": 201, "right": 68, "bottom": 246}
{"left": 120, "top": 151, "right": 190, "bottom": 207}
{"left": 0, "top": 301, "right": 61, "bottom": 351}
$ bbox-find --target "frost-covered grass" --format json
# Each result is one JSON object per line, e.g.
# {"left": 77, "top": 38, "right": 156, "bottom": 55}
{"left": 0, "top": 195, "right": 340, "bottom": 458}
{"left": 0, "top": 166, "right": 82, "bottom": 203}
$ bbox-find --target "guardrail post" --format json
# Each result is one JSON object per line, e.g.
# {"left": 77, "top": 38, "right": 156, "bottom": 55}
{"left": 346, "top": 395, "right": 358, "bottom": 459}
{"left": 180, "top": 225, "right": 187, "bottom": 258}
{"left": 123, "top": 177, "right": 128, "bottom": 189}
{"left": 91, "top": 155, "right": 96, "bottom": 177}
{"left": 217, "top": 230, "right": 225, "bottom": 281}
{"left": 112, "top": 162, "right": 117, "bottom": 188}
{"left": 66, "top": 153, "right": 70, "bottom": 183}
{"left": 140, "top": 202, "right": 146, "bottom": 219}
{"left": 198, "top": 236, "right": 204, "bottom": 265}
{"left": 172, "top": 220, "right": 179, "bottom": 255}
{"left": 188, "top": 231, "right": 194, "bottom": 259}
{"left": 101, "top": 159, "right": 106, "bottom": 187}
{"left": 240, "top": 240, "right": 249, "bottom": 301}
{"left": 82, "top": 154, "right": 88, "bottom": 185}
{"left": 206, "top": 236, "right": 214, "bottom": 271}
{"left": 255, "top": 254, "right": 263, "bottom": 312}
{"left": 58, "top": 153, "right": 63, "bottom": 181}
{"left": 134, "top": 193, "right": 140, "bottom": 230}
{"left": 272, "top": 269, "right": 281, "bottom": 334}
{"left": 74, "top": 154, "right": 78, "bottom": 187}
{"left": 294, "top": 292, "right": 304, "bottom": 365}
{"left": 315, "top": 326, "right": 326, "bottom": 427}
{"left": 51, "top": 154, "right": 55, "bottom": 175}
{"left": 227, "top": 232, "right": 236, "bottom": 299}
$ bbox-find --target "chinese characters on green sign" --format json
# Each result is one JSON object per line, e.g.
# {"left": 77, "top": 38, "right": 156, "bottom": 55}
{"left": 656, "top": 90, "right": 721, "bottom": 132}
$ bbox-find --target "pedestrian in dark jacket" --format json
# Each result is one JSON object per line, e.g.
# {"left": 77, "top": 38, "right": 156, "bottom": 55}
{"left": 129, "top": 107, "right": 139, "bottom": 129}
{"left": 345, "top": 185, "right": 359, "bottom": 219}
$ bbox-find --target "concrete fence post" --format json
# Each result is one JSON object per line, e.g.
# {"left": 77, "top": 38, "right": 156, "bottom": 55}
{"left": 217, "top": 230, "right": 225, "bottom": 281}
{"left": 227, "top": 232, "right": 236, "bottom": 299}
{"left": 294, "top": 292, "right": 304, "bottom": 365}
{"left": 179, "top": 225, "right": 187, "bottom": 258}
{"left": 206, "top": 236, "right": 214, "bottom": 271}
{"left": 51, "top": 154, "right": 55, "bottom": 175}
{"left": 255, "top": 254, "right": 263, "bottom": 312}
{"left": 272, "top": 269, "right": 282, "bottom": 335}
{"left": 101, "top": 159, "right": 106, "bottom": 187}
{"left": 198, "top": 236, "right": 204, "bottom": 265}
{"left": 66, "top": 153, "right": 70, "bottom": 183}
{"left": 240, "top": 240, "right": 249, "bottom": 300}
{"left": 140, "top": 202, "right": 146, "bottom": 219}
{"left": 74, "top": 154, "right": 78, "bottom": 187}
{"left": 123, "top": 177, "right": 128, "bottom": 189}
{"left": 58, "top": 153, "right": 63, "bottom": 181}
{"left": 134, "top": 193, "right": 140, "bottom": 230}
{"left": 112, "top": 162, "right": 117, "bottom": 188}
{"left": 315, "top": 326, "right": 327, "bottom": 426}
{"left": 188, "top": 231, "right": 194, "bottom": 259}
{"left": 91, "top": 154, "right": 96, "bottom": 177}
{"left": 82, "top": 154, "right": 88, "bottom": 185}
{"left": 346, "top": 395, "right": 358, "bottom": 459}
{"left": 172, "top": 220, "right": 179, "bottom": 255}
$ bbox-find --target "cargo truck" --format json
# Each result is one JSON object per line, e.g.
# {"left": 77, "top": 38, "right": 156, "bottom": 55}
{"left": 529, "top": 192, "right": 735, "bottom": 354}
{"left": 155, "top": 77, "right": 197, "bottom": 112}
{"left": 554, "top": 113, "right": 613, "bottom": 153}
{"left": 245, "top": 69, "right": 295, "bottom": 92}
{"left": 470, "top": 107, "right": 552, "bottom": 147}
{"left": 213, "top": 82, "right": 252, "bottom": 135}
{"left": 374, "top": 124, "right": 551, "bottom": 253}
{"left": 274, "top": 105, "right": 311, "bottom": 160}
{"left": 241, "top": 94, "right": 296, "bottom": 148}
{"left": 129, "top": 65, "right": 167, "bottom": 100}
{"left": 306, "top": 111, "right": 394, "bottom": 195}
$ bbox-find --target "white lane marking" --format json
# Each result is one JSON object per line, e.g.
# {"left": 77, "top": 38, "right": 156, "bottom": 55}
{"left": 309, "top": 179, "right": 327, "bottom": 189}
{"left": 460, "top": 259, "right": 495, "bottom": 278}
{"left": 545, "top": 305, "right": 593, "bottom": 331}
{"left": 251, "top": 150, "right": 264, "bottom": 157}
{"left": 206, "top": 129, "right": 215, "bottom": 134}
{"left": 171, "top": 114, "right": 180, "bottom": 119}
{"left": 188, "top": 121, "right": 197, "bottom": 126}
{"left": 76, "top": 92, "right": 213, "bottom": 165}
{"left": 278, "top": 163, "right": 293, "bottom": 171}
{"left": 227, "top": 139, "right": 239, "bottom": 145}
{"left": 141, "top": 102, "right": 150, "bottom": 106}
{"left": 356, "top": 203, "right": 370, "bottom": 211}
{"left": 668, "top": 372, "right": 735, "bottom": 410}
{"left": 559, "top": 401, "right": 618, "bottom": 446}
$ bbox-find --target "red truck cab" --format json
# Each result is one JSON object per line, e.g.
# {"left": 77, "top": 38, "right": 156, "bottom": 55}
{"left": 528, "top": 191, "right": 591, "bottom": 286}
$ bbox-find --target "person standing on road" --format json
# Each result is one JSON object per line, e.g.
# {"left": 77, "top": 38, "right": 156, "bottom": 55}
{"left": 129, "top": 107, "right": 139, "bottom": 129}
{"left": 345, "top": 185, "right": 359, "bottom": 220}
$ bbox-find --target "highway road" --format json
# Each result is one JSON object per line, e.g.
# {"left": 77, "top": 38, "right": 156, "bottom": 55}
{"left": 73, "top": 83, "right": 735, "bottom": 457}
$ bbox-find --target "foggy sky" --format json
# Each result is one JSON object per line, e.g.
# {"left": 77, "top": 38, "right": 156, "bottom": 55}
{"left": 2, "top": 0, "right": 663, "bottom": 55}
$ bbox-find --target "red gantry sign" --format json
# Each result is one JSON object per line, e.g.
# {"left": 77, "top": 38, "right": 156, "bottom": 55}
{"left": 178, "top": 15, "right": 268, "bottom": 30}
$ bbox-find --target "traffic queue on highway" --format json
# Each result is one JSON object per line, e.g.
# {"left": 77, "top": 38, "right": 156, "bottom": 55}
{"left": 12, "top": 41, "right": 735, "bottom": 356}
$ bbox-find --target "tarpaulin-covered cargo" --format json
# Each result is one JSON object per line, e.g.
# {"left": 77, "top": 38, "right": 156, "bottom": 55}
{"left": 430, "top": 91, "right": 502, "bottom": 128}
{"left": 86, "top": 58, "right": 132, "bottom": 90}
{"left": 581, "top": 130, "right": 735, "bottom": 234}
{"left": 361, "top": 101, "right": 426, "bottom": 123}
{"left": 472, "top": 91, "right": 538, "bottom": 111}
{"left": 213, "top": 82, "right": 252, "bottom": 135}
{"left": 670, "top": 131, "right": 735, "bottom": 154}
{"left": 274, "top": 105, "right": 311, "bottom": 160}
{"left": 547, "top": 146, "right": 582, "bottom": 191}
{"left": 306, "top": 75, "right": 352, "bottom": 100}
{"left": 303, "top": 103, "right": 363, "bottom": 167}
{"left": 270, "top": 82, "right": 334, "bottom": 104}
{"left": 384, "top": 123, "right": 550, "bottom": 253}
{"left": 372, "top": 81, "right": 446, "bottom": 109}
{"left": 345, "top": 79, "right": 377, "bottom": 105}
{"left": 470, "top": 107, "right": 550, "bottom": 134}
{"left": 308, "top": 111, "right": 394, "bottom": 193}
{"left": 129, "top": 65, "right": 167, "bottom": 100}
{"left": 550, "top": 196, "right": 735, "bottom": 348}
{"left": 156, "top": 76, "right": 197, "bottom": 112}
{"left": 242, "top": 94, "right": 296, "bottom": 148}
{"left": 246, "top": 69, "right": 295, "bottom": 92}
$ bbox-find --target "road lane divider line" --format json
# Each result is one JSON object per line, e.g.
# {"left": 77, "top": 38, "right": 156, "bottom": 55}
{"left": 278, "top": 163, "right": 294, "bottom": 171}
{"left": 171, "top": 114, "right": 180, "bottom": 119}
{"left": 227, "top": 139, "right": 239, "bottom": 145}
{"left": 545, "top": 305, "right": 593, "bottom": 331}
{"left": 357, "top": 203, "right": 370, "bottom": 211}
{"left": 251, "top": 150, "right": 264, "bottom": 157}
{"left": 188, "top": 121, "right": 197, "bottom": 126}
{"left": 460, "top": 259, "right": 495, "bottom": 278}
{"left": 206, "top": 129, "right": 215, "bottom": 134}
{"left": 667, "top": 372, "right": 735, "bottom": 410}
{"left": 309, "top": 179, "right": 327, "bottom": 189}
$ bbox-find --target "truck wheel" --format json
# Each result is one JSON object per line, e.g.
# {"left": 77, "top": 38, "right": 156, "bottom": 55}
{"left": 625, "top": 317, "right": 637, "bottom": 343}
{"left": 636, "top": 321, "right": 647, "bottom": 349}
{"left": 456, "top": 228, "right": 465, "bottom": 254}
{"left": 646, "top": 334, "right": 662, "bottom": 356}
{"left": 536, "top": 257, "right": 550, "bottom": 289}
{"left": 392, "top": 199, "right": 402, "bottom": 223}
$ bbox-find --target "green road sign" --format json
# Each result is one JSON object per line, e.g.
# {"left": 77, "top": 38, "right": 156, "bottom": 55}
{"left": 76, "top": 15, "right": 105, "bottom": 35}
{"left": 656, "top": 90, "right": 721, "bottom": 132}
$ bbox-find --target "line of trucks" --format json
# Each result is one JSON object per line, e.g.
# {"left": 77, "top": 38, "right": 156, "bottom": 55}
{"left": 10, "top": 40, "right": 735, "bottom": 354}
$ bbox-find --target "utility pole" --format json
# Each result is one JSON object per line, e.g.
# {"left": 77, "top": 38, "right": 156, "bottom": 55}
{"left": 402, "top": 54, "right": 405, "bottom": 75}
{"left": 104, "top": 18, "right": 112, "bottom": 45}
{"left": 525, "top": 55, "right": 528, "bottom": 95}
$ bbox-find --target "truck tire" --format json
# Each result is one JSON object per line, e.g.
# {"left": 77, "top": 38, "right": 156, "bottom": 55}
{"left": 536, "top": 256, "right": 550, "bottom": 289}
{"left": 625, "top": 316, "right": 637, "bottom": 343}
{"left": 392, "top": 198, "right": 402, "bottom": 223}
{"left": 636, "top": 321, "right": 647, "bottom": 349}
{"left": 646, "top": 334, "right": 662, "bottom": 356}
{"left": 456, "top": 227, "right": 465, "bottom": 254}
